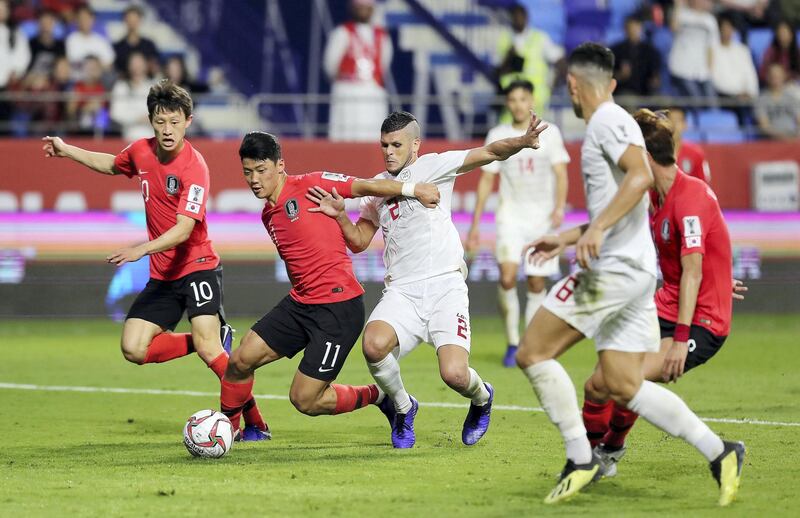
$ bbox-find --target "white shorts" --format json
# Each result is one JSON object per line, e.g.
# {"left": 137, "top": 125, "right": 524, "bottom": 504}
{"left": 495, "top": 214, "right": 560, "bottom": 277}
{"left": 543, "top": 266, "right": 660, "bottom": 353}
{"left": 367, "top": 272, "right": 470, "bottom": 359}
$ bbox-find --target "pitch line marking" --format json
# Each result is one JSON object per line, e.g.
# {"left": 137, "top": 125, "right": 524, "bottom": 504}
{"left": 1, "top": 381, "right": 798, "bottom": 428}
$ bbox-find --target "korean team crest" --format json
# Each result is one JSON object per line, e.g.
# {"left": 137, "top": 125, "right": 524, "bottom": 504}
{"left": 165, "top": 174, "right": 180, "bottom": 195}
{"left": 660, "top": 219, "right": 670, "bottom": 242}
{"left": 285, "top": 198, "right": 300, "bottom": 221}
{"left": 398, "top": 169, "right": 411, "bottom": 181}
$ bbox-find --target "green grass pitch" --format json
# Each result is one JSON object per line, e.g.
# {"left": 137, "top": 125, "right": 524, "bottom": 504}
{"left": 1, "top": 314, "right": 798, "bottom": 516}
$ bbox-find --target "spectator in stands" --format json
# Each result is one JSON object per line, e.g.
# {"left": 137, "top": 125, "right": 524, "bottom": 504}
{"left": 668, "top": 0, "right": 718, "bottom": 102}
{"left": 496, "top": 2, "right": 563, "bottom": 116}
{"left": 113, "top": 5, "right": 159, "bottom": 77}
{"left": 759, "top": 20, "right": 800, "bottom": 84}
{"left": 718, "top": 0, "right": 781, "bottom": 40}
{"left": 0, "top": 0, "right": 31, "bottom": 132}
{"left": 712, "top": 12, "right": 759, "bottom": 125}
{"left": 755, "top": 62, "right": 800, "bottom": 139}
{"left": 42, "top": 0, "right": 86, "bottom": 25}
{"left": 163, "top": 55, "right": 208, "bottom": 95}
{"left": 611, "top": 15, "right": 662, "bottom": 96}
{"left": 110, "top": 51, "right": 155, "bottom": 141}
{"left": 68, "top": 55, "right": 106, "bottom": 134}
{"left": 65, "top": 5, "right": 114, "bottom": 70}
{"left": 27, "top": 9, "right": 65, "bottom": 75}
{"left": 324, "top": 0, "right": 392, "bottom": 141}
{"left": 667, "top": 106, "right": 711, "bottom": 183}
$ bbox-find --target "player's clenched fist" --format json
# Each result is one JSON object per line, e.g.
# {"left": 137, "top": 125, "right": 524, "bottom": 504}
{"left": 42, "top": 135, "right": 68, "bottom": 157}
{"left": 414, "top": 183, "right": 440, "bottom": 208}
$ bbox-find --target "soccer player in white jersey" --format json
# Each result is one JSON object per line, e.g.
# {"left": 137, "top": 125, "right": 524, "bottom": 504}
{"left": 466, "top": 79, "right": 569, "bottom": 367}
{"left": 307, "top": 110, "right": 548, "bottom": 449}
{"left": 517, "top": 43, "right": 744, "bottom": 505}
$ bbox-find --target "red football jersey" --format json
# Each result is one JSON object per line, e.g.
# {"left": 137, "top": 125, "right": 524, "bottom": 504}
{"left": 262, "top": 171, "right": 364, "bottom": 304}
{"left": 113, "top": 138, "right": 220, "bottom": 281}
{"left": 676, "top": 141, "right": 710, "bottom": 184}
{"left": 652, "top": 170, "right": 732, "bottom": 336}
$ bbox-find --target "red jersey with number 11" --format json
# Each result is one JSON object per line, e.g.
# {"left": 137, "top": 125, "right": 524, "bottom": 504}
{"left": 262, "top": 171, "right": 364, "bottom": 304}
{"left": 113, "top": 138, "right": 219, "bottom": 281}
{"left": 652, "top": 170, "right": 732, "bottom": 336}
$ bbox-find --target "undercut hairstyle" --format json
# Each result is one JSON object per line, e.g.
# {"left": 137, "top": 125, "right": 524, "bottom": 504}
{"left": 147, "top": 79, "right": 193, "bottom": 120}
{"left": 568, "top": 42, "right": 615, "bottom": 82}
{"left": 634, "top": 108, "right": 676, "bottom": 166}
{"left": 239, "top": 131, "right": 282, "bottom": 163}
{"left": 381, "top": 111, "right": 418, "bottom": 135}
{"left": 504, "top": 79, "right": 534, "bottom": 96}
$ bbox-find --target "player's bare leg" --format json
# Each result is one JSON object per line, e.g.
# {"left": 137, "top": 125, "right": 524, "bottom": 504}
{"left": 189, "top": 314, "right": 227, "bottom": 378}
{"left": 497, "top": 262, "right": 521, "bottom": 367}
{"left": 120, "top": 318, "right": 165, "bottom": 364}
{"left": 524, "top": 275, "right": 548, "bottom": 328}
{"left": 287, "top": 371, "right": 379, "bottom": 416}
{"left": 363, "top": 320, "right": 418, "bottom": 448}
{"left": 516, "top": 307, "right": 598, "bottom": 503}
{"left": 437, "top": 345, "right": 494, "bottom": 445}
{"left": 221, "top": 330, "right": 279, "bottom": 440}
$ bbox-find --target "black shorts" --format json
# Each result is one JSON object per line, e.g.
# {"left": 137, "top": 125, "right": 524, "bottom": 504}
{"left": 658, "top": 318, "right": 727, "bottom": 372}
{"left": 126, "top": 266, "right": 226, "bottom": 330}
{"left": 251, "top": 295, "right": 365, "bottom": 382}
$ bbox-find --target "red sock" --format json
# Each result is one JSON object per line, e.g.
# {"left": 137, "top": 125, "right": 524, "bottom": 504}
{"left": 582, "top": 399, "right": 613, "bottom": 447}
{"left": 602, "top": 403, "right": 639, "bottom": 449}
{"left": 332, "top": 384, "right": 379, "bottom": 415}
{"left": 220, "top": 377, "right": 254, "bottom": 431}
{"left": 142, "top": 333, "right": 193, "bottom": 364}
{"left": 207, "top": 353, "right": 228, "bottom": 380}
{"left": 242, "top": 397, "right": 267, "bottom": 430}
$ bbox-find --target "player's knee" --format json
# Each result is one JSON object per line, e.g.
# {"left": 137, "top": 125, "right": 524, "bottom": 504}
{"left": 499, "top": 274, "right": 516, "bottom": 291}
{"left": 289, "top": 390, "right": 322, "bottom": 416}
{"left": 227, "top": 349, "right": 254, "bottom": 378}
{"left": 527, "top": 277, "right": 546, "bottom": 294}
{"left": 362, "top": 333, "right": 393, "bottom": 363}
{"left": 584, "top": 375, "right": 609, "bottom": 402}
{"left": 120, "top": 337, "right": 147, "bottom": 364}
{"left": 440, "top": 364, "right": 469, "bottom": 391}
{"left": 605, "top": 377, "right": 641, "bottom": 407}
{"left": 515, "top": 343, "right": 547, "bottom": 369}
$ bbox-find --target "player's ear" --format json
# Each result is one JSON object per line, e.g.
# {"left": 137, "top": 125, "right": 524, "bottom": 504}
{"left": 276, "top": 158, "right": 286, "bottom": 173}
{"left": 609, "top": 77, "right": 617, "bottom": 95}
{"left": 185, "top": 114, "right": 193, "bottom": 129}
{"left": 412, "top": 137, "right": 421, "bottom": 154}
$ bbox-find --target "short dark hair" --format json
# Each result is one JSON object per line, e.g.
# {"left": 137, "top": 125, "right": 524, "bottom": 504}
{"left": 504, "top": 79, "right": 534, "bottom": 96}
{"left": 634, "top": 108, "right": 676, "bottom": 166}
{"left": 76, "top": 5, "right": 95, "bottom": 17}
{"left": 239, "top": 131, "right": 282, "bottom": 162}
{"left": 146, "top": 79, "right": 193, "bottom": 120}
{"left": 568, "top": 42, "right": 615, "bottom": 73}
{"left": 381, "top": 111, "right": 417, "bottom": 134}
{"left": 718, "top": 12, "right": 735, "bottom": 27}
{"left": 625, "top": 14, "right": 643, "bottom": 25}
{"left": 510, "top": 3, "right": 527, "bottom": 17}
{"left": 124, "top": 5, "right": 144, "bottom": 17}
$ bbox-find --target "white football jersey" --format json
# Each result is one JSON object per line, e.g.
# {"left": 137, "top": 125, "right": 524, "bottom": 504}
{"left": 360, "top": 150, "right": 469, "bottom": 284}
{"left": 481, "top": 121, "right": 570, "bottom": 221}
{"left": 581, "top": 102, "right": 657, "bottom": 275}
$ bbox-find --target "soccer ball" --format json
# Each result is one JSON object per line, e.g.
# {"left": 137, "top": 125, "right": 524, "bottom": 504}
{"left": 183, "top": 409, "right": 234, "bottom": 458}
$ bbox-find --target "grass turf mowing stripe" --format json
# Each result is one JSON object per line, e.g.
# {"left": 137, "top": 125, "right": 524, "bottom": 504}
{"left": 1, "top": 381, "right": 798, "bottom": 428}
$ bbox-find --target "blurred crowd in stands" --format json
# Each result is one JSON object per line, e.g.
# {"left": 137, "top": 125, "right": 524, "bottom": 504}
{"left": 0, "top": 1, "right": 231, "bottom": 137}
{"left": 1, "top": 0, "right": 799, "bottom": 140}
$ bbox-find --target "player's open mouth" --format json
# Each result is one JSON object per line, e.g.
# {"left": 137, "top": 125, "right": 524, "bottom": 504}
{"left": 162, "top": 138, "right": 174, "bottom": 146}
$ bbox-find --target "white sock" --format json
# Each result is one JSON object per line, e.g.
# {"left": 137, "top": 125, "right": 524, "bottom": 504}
{"left": 525, "top": 289, "right": 546, "bottom": 327}
{"left": 628, "top": 381, "right": 725, "bottom": 461}
{"left": 459, "top": 368, "right": 490, "bottom": 406}
{"left": 498, "top": 285, "right": 520, "bottom": 346}
{"left": 368, "top": 354, "right": 412, "bottom": 413}
{"left": 523, "top": 360, "right": 592, "bottom": 464}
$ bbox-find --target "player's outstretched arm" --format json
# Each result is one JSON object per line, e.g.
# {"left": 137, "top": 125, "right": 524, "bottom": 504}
{"left": 42, "top": 136, "right": 119, "bottom": 175}
{"left": 662, "top": 252, "right": 703, "bottom": 382}
{"left": 305, "top": 187, "right": 379, "bottom": 253}
{"left": 457, "top": 111, "right": 548, "bottom": 174}
{"left": 351, "top": 179, "right": 440, "bottom": 208}
{"left": 107, "top": 214, "right": 196, "bottom": 266}
{"left": 466, "top": 171, "right": 497, "bottom": 254}
{"left": 575, "top": 144, "right": 653, "bottom": 268}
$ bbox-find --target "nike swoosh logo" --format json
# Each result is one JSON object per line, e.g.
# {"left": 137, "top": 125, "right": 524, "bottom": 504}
{"left": 318, "top": 367, "right": 334, "bottom": 373}
{"left": 196, "top": 301, "right": 212, "bottom": 307}
{"left": 138, "top": 170, "right": 149, "bottom": 175}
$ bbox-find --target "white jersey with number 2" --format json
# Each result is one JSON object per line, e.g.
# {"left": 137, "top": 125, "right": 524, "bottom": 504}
{"left": 582, "top": 102, "right": 657, "bottom": 275}
{"left": 359, "top": 150, "right": 469, "bottom": 285}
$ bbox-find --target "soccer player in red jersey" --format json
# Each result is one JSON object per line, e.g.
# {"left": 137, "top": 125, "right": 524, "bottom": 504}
{"left": 219, "top": 131, "right": 441, "bottom": 428}
{"left": 667, "top": 106, "right": 711, "bottom": 184}
{"left": 581, "top": 108, "right": 743, "bottom": 478}
{"left": 42, "top": 80, "right": 268, "bottom": 440}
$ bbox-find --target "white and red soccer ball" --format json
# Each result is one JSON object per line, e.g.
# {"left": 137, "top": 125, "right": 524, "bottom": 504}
{"left": 183, "top": 409, "right": 234, "bottom": 458}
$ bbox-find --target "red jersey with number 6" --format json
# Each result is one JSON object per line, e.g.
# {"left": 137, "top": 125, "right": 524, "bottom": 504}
{"left": 652, "top": 170, "right": 732, "bottom": 336}
{"left": 262, "top": 171, "right": 364, "bottom": 304}
{"left": 113, "top": 138, "right": 219, "bottom": 281}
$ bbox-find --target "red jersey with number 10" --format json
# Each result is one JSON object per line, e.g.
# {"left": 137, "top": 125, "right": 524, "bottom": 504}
{"left": 262, "top": 171, "right": 364, "bottom": 304}
{"left": 113, "top": 138, "right": 219, "bottom": 281}
{"left": 652, "top": 170, "right": 732, "bottom": 336}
